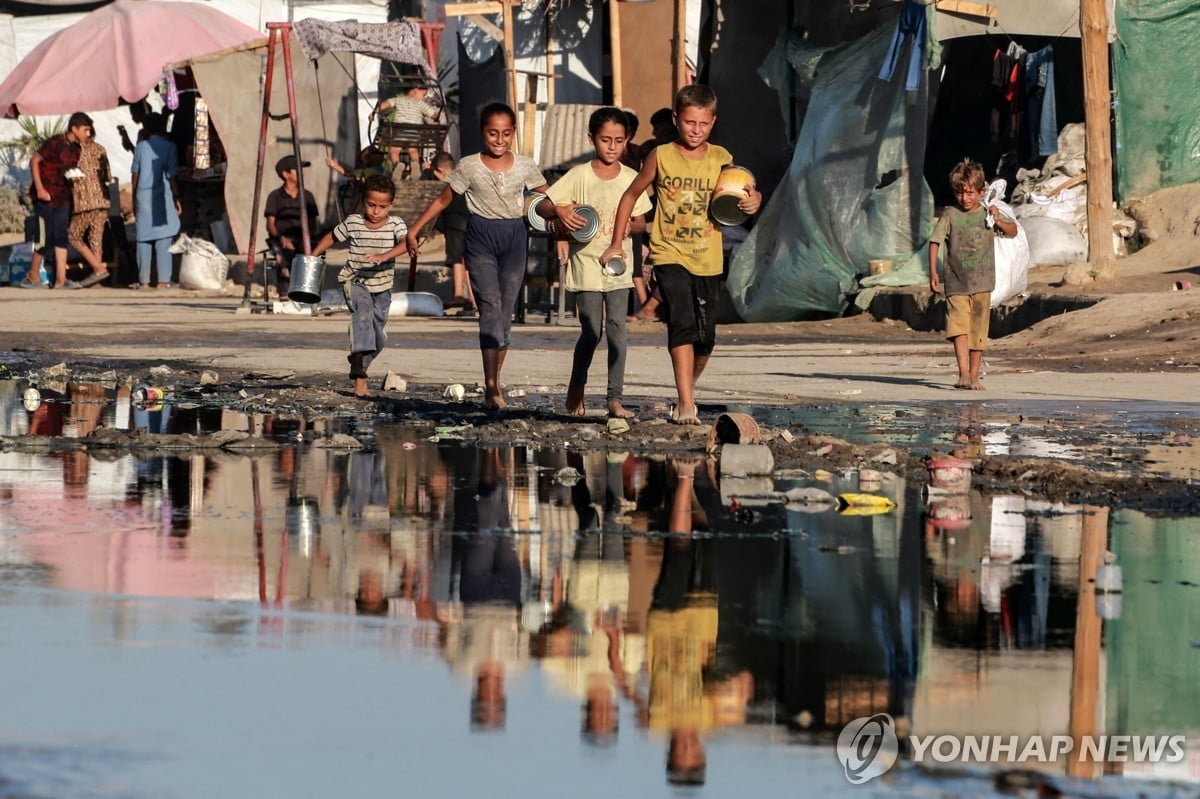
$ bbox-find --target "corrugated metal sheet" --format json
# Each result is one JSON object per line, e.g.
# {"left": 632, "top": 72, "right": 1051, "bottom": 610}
{"left": 538, "top": 103, "right": 606, "bottom": 174}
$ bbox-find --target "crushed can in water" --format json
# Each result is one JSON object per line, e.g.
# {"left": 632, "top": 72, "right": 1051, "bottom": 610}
{"left": 22, "top": 387, "right": 41, "bottom": 412}
{"left": 132, "top": 385, "right": 166, "bottom": 406}
{"left": 442, "top": 383, "right": 466, "bottom": 401}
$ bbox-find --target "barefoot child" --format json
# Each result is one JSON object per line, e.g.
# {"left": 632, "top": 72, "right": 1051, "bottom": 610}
{"left": 537, "top": 107, "right": 651, "bottom": 419}
{"left": 386, "top": 102, "right": 550, "bottom": 411}
{"left": 311, "top": 175, "right": 407, "bottom": 397}
{"left": 928, "top": 159, "right": 1016, "bottom": 390}
{"left": 600, "top": 85, "right": 761, "bottom": 425}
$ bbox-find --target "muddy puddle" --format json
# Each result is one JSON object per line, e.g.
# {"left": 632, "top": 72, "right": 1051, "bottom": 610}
{"left": 1, "top": 376, "right": 1198, "bottom": 798}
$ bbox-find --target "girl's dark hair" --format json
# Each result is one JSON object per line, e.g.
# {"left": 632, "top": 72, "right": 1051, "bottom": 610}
{"left": 588, "top": 107, "right": 630, "bottom": 137}
{"left": 479, "top": 102, "right": 517, "bottom": 131}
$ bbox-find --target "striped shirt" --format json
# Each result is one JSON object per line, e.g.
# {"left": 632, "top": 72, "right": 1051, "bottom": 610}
{"left": 333, "top": 214, "right": 408, "bottom": 293}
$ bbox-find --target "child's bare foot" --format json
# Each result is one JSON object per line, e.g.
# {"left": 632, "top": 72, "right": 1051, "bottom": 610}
{"left": 670, "top": 403, "right": 701, "bottom": 425}
{"left": 485, "top": 388, "right": 507, "bottom": 411}
{"left": 969, "top": 380, "right": 985, "bottom": 390}
{"left": 953, "top": 378, "right": 971, "bottom": 390}
{"left": 354, "top": 377, "right": 369, "bottom": 397}
{"left": 566, "top": 384, "right": 586, "bottom": 416}
{"left": 607, "top": 401, "right": 635, "bottom": 419}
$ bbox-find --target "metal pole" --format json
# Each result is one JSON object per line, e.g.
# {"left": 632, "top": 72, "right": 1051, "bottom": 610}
{"left": 279, "top": 25, "right": 311, "bottom": 256}
{"left": 242, "top": 27, "right": 279, "bottom": 308}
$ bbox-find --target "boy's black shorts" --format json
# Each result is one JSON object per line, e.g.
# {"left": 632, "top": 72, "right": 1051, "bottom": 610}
{"left": 654, "top": 262, "right": 719, "bottom": 355}
{"left": 444, "top": 228, "right": 465, "bottom": 265}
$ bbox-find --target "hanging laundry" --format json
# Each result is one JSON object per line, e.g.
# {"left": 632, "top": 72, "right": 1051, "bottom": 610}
{"left": 879, "top": 0, "right": 929, "bottom": 92}
{"left": 990, "top": 41, "right": 1026, "bottom": 145}
{"left": 1024, "top": 46, "right": 1058, "bottom": 157}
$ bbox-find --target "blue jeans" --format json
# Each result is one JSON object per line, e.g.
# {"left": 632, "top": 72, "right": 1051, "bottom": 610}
{"left": 136, "top": 237, "right": 172, "bottom": 285}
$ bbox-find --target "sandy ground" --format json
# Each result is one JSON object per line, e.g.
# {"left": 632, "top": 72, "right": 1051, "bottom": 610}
{"left": 1, "top": 234, "right": 1197, "bottom": 406}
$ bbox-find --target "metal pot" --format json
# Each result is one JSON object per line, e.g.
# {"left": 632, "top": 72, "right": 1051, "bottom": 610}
{"left": 288, "top": 254, "right": 325, "bottom": 304}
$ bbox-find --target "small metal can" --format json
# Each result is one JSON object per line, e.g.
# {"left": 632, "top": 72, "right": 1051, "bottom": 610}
{"left": 132, "top": 385, "right": 165, "bottom": 405}
{"left": 602, "top": 255, "right": 627, "bottom": 276}
{"left": 442, "top": 383, "right": 466, "bottom": 401}
{"left": 22, "top": 387, "right": 41, "bottom": 412}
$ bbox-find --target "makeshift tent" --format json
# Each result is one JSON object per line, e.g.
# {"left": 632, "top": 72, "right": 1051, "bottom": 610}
{"left": 727, "top": 23, "right": 933, "bottom": 321}
{"left": 1112, "top": 0, "right": 1200, "bottom": 199}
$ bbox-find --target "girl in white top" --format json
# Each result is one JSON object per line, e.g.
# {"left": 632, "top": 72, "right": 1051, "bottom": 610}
{"left": 393, "top": 103, "right": 550, "bottom": 411}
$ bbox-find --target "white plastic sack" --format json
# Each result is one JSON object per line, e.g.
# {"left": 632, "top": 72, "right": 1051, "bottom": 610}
{"left": 171, "top": 234, "right": 229, "bottom": 290}
{"left": 983, "top": 181, "right": 1030, "bottom": 306}
{"left": 387, "top": 291, "right": 444, "bottom": 318}
{"left": 1021, "top": 216, "right": 1087, "bottom": 267}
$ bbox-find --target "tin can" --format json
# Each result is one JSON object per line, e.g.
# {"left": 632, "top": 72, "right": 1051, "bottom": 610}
{"left": 132, "top": 385, "right": 165, "bottom": 405}
{"left": 22, "top": 387, "right": 41, "bottom": 412}
{"left": 524, "top": 192, "right": 549, "bottom": 232}
{"left": 602, "top": 255, "right": 627, "bottom": 276}
{"left": 709, "top": 164, "right": 756, "bottom": 226}
{"left": 442, "top": 383, "right": 466, "bottom": 401}
{"left": 545, "top": 205, "right": 601, "bottom": 243}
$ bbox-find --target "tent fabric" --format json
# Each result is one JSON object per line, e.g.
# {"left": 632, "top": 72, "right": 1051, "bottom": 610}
{"left": 292, "top": 18, "right": 430, "bottom": 76}
{"left": 0, "top": 0, "right": 260, "bottom": 117}
{"left": 727, "top": 23, "right": 932, "bottom": 322}
{"left": 190, "top": 38, "right": 357, "bottom": 256}
{"left": 1112, "top": 0, "right": 1200, "bottom": 199}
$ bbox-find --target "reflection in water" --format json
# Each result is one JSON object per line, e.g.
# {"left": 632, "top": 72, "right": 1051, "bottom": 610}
{"left": 0, "top": 377, "right": 1197, "bottom": 791}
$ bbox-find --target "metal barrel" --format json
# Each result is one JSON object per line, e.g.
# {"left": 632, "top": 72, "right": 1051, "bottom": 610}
{"left": 288, "top": 254, "right": 325, "bottom": 304}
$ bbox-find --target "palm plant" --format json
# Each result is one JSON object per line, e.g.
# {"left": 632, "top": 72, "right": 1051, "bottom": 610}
{"left": 0, "top": 116, "right": 67, "bottom": 164}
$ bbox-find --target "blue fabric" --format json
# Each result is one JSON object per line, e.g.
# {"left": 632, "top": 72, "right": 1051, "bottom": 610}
{"left": 1024, "top": 47, "right": 1058, "bottom": 157}
{"left": 878, "top": 0, "right": 927, "bottom": 91}
{"left": 131, "top": 135, "right": 180, "bottom": 242}
{"left": 136, "top": 237, "right": 172, "bottom": 285}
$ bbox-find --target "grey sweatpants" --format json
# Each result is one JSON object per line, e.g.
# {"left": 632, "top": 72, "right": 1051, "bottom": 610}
{"left": 344, "top": 282, "right": 391, "bottom": 376}
{"left": 569, "top": 289, "right": 629, "bottom": 403}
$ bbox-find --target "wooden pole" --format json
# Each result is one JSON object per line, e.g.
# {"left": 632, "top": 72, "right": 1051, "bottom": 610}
{"left": 672, "top": 0, "right": 687, "bottom": 95}
{"left": 1067, "top": 505, "right": 1108, "bottom": 779}
{"left": 1080, "top": 0, "right": 1116, "bottom": 280}
{"left": 610, "top": 0, "right": 623, "bottom": 106}
{"left": 502, "top": 0, "right": 518, "bottom": 132}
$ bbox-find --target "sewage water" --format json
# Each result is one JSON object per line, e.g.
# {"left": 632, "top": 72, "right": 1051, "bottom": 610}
{"left": 1, "top": 383, "right": 1198, "bottom": 798}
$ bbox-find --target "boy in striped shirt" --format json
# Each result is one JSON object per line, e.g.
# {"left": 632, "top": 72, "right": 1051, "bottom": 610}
{"left": 313, "top": 175, "right": 407, "bottom": 397}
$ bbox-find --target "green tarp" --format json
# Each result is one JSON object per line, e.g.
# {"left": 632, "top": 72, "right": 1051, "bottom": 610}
{"left": 1113, "top": 0, "right": 1200, "bottom": 199}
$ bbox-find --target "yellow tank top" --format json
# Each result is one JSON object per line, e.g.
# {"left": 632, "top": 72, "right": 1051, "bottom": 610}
{"left": 649, "top": 142, "right": 732, "bottom": 277}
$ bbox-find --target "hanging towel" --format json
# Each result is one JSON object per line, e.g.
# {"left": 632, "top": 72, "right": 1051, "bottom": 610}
{"left": 878, "top": 0, "right": 928, "bottom": 91}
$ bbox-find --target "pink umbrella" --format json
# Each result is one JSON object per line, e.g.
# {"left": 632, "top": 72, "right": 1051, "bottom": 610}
{"left": 0, "top": 0, "right": 262, "bottom": 118}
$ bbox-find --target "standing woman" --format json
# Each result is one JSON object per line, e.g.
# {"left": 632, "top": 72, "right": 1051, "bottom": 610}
{"left": 130, "top": 112, "right": 181, "bottom": 289}
{"left": 397, "top": 103, "right": 550, "bottom": 410}
{"left": 69, "top": 123, "right": 112, "bottom": 287}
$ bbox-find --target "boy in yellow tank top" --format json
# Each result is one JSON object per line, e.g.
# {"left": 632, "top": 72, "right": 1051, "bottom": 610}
{"left": 601, "top": 85, "right": 761, "bottom": 425}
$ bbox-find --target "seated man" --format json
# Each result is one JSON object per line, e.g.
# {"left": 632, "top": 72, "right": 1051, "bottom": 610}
{"left": 264, "top": 155, "right": 319, "bottom": 285}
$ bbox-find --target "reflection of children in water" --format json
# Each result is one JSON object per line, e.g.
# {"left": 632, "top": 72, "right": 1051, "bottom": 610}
{"left": 641, "top": 458, "right": 753, "bottom": 786}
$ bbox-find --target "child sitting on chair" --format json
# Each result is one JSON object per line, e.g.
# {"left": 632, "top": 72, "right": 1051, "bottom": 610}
{"left": 371, "top": 85, "right": 442, "bottom": 181}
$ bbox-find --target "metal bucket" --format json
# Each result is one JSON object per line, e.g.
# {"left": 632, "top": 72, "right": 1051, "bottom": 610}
{"left": 288, "top": 254, "right": 325, "bottom": 304}
{"left": 709, "top": 164, "right": 756, "bottom": 226}
{"left": 524, "top": 192, "right": 548, "bottom": 232}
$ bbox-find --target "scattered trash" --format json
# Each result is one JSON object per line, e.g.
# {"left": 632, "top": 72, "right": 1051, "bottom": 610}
{"left": 718, "top": 444, "right": 775, "bottom": 477}
{"left": 148, "top": 365, "right": 173, "bottom": 378}
{"left": 606, "top": 417, "right": 631, "bottom": 435}
{"left": 402, "top": 442, "right": 419, "bottom": 450}
{"left": 706, "top": 412, "right": 762, "bottom": 452}
{"left": 22, "top": 388, "right": 40, "bottom": 412}
{"left": 508, "top": 388, "right": 527, "bottom": 398}
{"left": 132, "top": 385, "right": 166, "bottom": 405}
{"left": 553, "top": 466, "right": 582, "bottom": 486}
{"left": 871, "top": 449, "right": 898, "bottom": 465}
{"left": 199, "top": 370, "right": 219, "bottom": 385}
{"left": 783, "top": 487, "right": 837, "bottom": 505}
{"left": 858, "top": 468, "right": 883, "bottom": 492}
{"left": 433, "top": 425, "right": 469, "bottom": 440}
{"left": 926, "top": 456, "right": 972, "bottom": 493}
{"left": 1174, "top": 280, "right": 1192, "bottom": 291}
{"left": 44, "top": 362, "right": 68, "bottom": 377}
{"left": 837, "top": 493, "right": 897, "bottom": 514}
{"left": 778, "top": 429, "right": 795, "bottom": 444}
{"left": 836, "top": 388, "right": 863, "bottom": 396}
{"left": 383, "top": 371, "right": 407, "bottom": 392}
{"left": 812, "top": 443, "right": 834, "bottom": 456}
{"left": 443, "top": 384, "right": 466, "bottom": 401}
{"left": 312, "top": 433, "right": 365, "bottom": 450}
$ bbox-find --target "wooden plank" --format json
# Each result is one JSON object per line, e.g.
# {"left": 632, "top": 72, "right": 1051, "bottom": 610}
{"left": 610, "top": 0, "right": 623, "bottom": 106}
{"left": 442, "top": 1, "right": 503, "bottom": 17}
{"left": 502, "top": 0, "right": 518, "bottom": 136}
{"left": 934, "top": 0, "right": 998, "bottom": 20}
{"left": 672, "top": 0, "right": 687, "bottom": 94}
{"left": 522, "top": 73, "right": 538, "bottom": 158}
{"left": 466, "top": 13, "right": 503, "bottom": 42}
